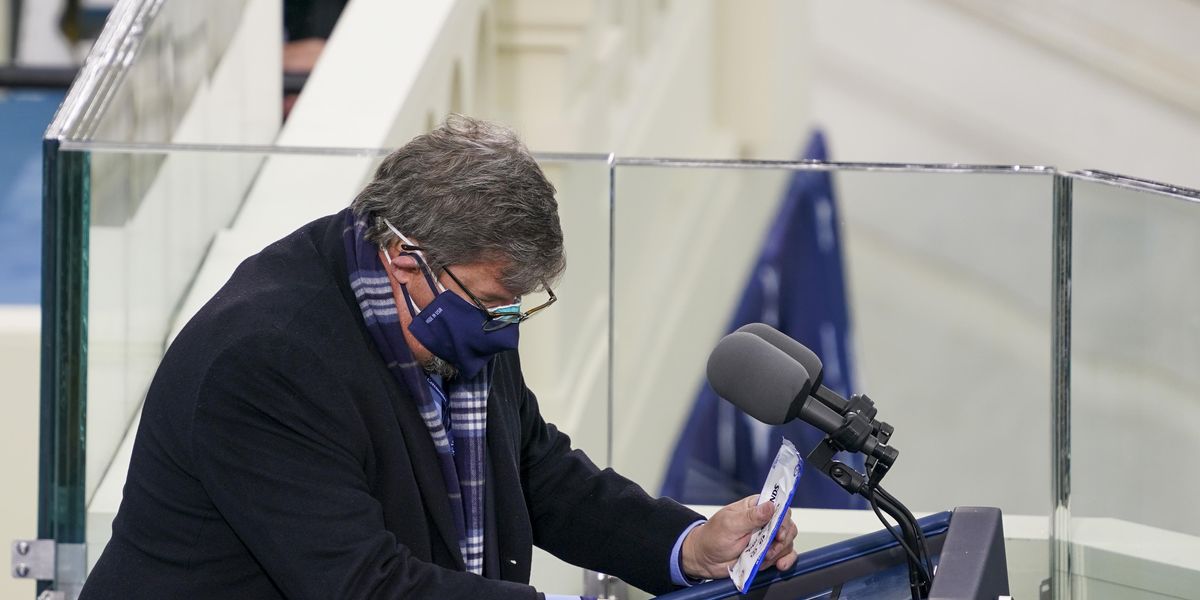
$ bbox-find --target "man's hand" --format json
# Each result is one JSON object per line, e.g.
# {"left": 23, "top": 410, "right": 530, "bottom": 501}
{"left": 680, "top": 495, "right": 798, "bottom": 580}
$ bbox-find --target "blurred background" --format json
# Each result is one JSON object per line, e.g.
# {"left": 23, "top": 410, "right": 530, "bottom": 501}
{"left": 2, "top": 1, "right": 1198, "bottom": 598}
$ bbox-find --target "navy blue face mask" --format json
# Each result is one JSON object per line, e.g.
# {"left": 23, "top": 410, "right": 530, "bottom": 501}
{"left": 384, "top": 230, "right": 519, "bottom": 379}
{"left": 398, "top": 278, "right": 520, "bottom": 379}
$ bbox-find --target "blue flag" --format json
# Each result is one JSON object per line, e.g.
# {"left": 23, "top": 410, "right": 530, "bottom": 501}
{"left": 661, "top": 130, "right": 865, "bottom": 509}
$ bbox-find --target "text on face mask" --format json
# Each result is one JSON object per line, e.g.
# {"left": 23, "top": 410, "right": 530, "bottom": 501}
{"left": 425, "top": 307, "right": 444, "bottom": 324}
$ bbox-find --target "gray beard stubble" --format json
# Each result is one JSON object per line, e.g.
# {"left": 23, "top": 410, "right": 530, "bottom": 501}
{"left": 422, "top": 354, "right": 459, "bottom": 380}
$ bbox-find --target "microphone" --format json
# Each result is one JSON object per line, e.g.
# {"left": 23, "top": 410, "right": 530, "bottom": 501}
{"left": 706, "top": 332, "right": 841, "bottom": 430}
{"left": 734, "top": 323, "right": 892, "bottom": 440}
{"left": 733, "top": 323, "right": 849, "bottom": 413}
{"left": 706, "top": 331, "right": 896, "bottom": 465}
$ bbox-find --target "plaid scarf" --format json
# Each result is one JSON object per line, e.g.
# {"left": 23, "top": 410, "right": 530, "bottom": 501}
{"left": 342, "top": 208, "right": 489, "bottom": 575}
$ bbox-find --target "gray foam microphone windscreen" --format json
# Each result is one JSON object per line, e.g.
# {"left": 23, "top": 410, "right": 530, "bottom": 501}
{"left": 706, "top": 331, "right": 811, "bottom": 425}
{"left": 735, "top": 323, "right": 824, "bottom": 388}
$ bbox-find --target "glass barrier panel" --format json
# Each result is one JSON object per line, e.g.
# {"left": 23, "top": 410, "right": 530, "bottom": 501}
{"left": 83, "top": 146, "right": 329, "bottom": 570}
{"left": 519, "top": 157, "right": 613, "bottom": 595}
{"left": 612, "top": 163, "right": 1054, "bottom": 600}
{"left": 519, "top": 158, "right": 612, "bottom": 468}
{"left": 1067, "top": 178, "right": 1200, "bottom": 598}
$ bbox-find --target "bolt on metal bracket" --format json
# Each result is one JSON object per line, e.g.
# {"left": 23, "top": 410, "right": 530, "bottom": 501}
{"left": 12, "top": 539, "right": 86, "bottom": 600}
{"left": 11, "top": 539, "right": 55, "bottom": 580}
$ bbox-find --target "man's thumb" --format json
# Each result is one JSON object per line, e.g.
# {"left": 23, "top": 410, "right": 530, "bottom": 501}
{"left": 745, "top": 501, "right": 773, "bottom": 528}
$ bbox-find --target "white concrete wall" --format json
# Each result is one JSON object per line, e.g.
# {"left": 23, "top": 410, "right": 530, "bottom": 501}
{"left": 0, "top": 307, "right": 40, "bottom": 599}
{"left": 807, "top": 0, "right": 1200, "bottom": 187}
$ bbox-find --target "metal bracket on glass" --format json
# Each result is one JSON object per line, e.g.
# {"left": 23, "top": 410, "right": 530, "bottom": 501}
{"left": 11, "top": 539, "right": 55, "bottom": 580}
{"left": 582, "top": 569, "right": 628, "bottom": 600}
{"left": 12, "top": 540, "right": 86, "bottom": 599}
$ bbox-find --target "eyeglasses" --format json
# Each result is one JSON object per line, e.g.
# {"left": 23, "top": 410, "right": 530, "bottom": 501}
{"left": 402, "top": 243, "right": 556, "bottom": 331}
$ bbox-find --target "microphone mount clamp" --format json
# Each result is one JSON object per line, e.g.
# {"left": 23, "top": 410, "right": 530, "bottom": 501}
{"left": 804, "top": 394, "right": 897, "bottom": 498}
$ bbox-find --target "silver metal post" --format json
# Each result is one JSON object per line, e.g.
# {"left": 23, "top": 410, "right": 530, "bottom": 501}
{"left": 1049, "top": 174, "right": 1073, "bottom": 600}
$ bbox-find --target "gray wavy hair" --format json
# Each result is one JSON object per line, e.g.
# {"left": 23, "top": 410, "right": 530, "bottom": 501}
{"left": 352, "top": 114, "right": 565, "bottom": 295}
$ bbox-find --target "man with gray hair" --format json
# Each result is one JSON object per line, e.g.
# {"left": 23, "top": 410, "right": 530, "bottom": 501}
{"left": 80, "top": 115, "right": 797, "bottom": 599}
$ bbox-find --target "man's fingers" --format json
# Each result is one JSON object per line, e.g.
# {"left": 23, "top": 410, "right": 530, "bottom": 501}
{"left": 758, "top": 507, "right": 794, "bottom": 548}
{"left": 763, "top": 542, "right": 781, "bottom": 564}
{"left": 777, "top": 511, "right": 797, "bottom": 542}
{"left": 764, "top": 535, "right": 790, "bottom": 560}
{"left": 762, "top": 513, "right": 797, "bottom": 568}
{"left": 764, "top": 536, "right": 797, "bottom": 569}
{"left": 774, "top": 550, "right": 798, "bottom": 572}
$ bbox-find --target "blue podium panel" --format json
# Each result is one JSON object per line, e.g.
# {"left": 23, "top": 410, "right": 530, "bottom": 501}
{"left": 655, "top": 507, "right": 1008, "bottom": 600}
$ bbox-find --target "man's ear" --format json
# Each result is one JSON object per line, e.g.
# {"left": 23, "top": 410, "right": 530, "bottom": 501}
{"left": 380, "top": 248, "right": 423, "bottom": 285}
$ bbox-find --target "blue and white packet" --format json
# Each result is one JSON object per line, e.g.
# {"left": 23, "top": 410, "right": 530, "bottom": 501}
{"left": 728, "top": 438, "right": 803, "bottom": 593}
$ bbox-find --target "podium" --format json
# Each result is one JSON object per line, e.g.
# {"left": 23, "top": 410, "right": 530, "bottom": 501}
{"left": 655, "top": 507, "right": 1009, "bottom": 599}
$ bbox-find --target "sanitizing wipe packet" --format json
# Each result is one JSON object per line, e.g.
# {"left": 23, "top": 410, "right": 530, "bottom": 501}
{"left": 728, "top": 438, "right": 803, "bottom": 593}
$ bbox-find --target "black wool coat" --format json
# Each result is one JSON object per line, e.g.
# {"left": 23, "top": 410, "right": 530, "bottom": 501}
{"left": 80, "top": 212, "right": 701, "bottom": 599}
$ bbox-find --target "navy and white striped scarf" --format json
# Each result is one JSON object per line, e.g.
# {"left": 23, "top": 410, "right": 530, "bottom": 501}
{"left": 342, "top": 208, "right": 489, "bottom": 575}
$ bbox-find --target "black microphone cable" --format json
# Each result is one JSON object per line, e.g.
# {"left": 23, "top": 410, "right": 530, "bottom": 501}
{"left": 867, "top": 490, "right": 922, "bottom": 600}
{"left": 876, "top": 491, "right": 932, "bottom": 598}
{"left": 876, "top": 485, "right": 934, "bottom": 582}
{"left": 867, "top": 486, "right": 929, "bottom": 600}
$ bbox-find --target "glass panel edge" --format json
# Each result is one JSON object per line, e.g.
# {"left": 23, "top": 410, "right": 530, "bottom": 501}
{"left": 45, "top": 0, "right": 165, "bottom": 143}
{"left": 38, "top": 140, "right": 90, "bottom": 585}
{"left": 1067, "top": 169, "right": 1200, "bottom": 204}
